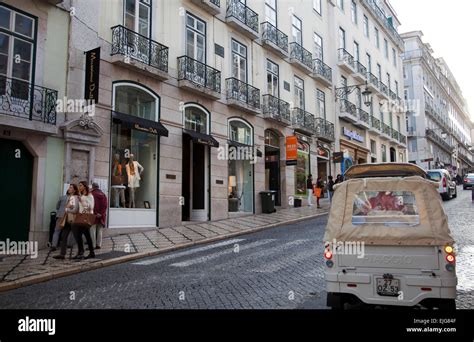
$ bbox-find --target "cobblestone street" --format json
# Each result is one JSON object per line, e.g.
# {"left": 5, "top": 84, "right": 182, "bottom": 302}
{"left": 0, "top": 187, "right": 472, "bottom": 309}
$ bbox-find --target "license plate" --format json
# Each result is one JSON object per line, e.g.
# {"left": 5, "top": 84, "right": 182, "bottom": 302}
{"left": 376, "top": 278, "right": 400, "bottom": 297}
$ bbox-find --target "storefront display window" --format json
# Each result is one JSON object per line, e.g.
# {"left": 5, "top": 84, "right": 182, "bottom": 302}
{"left": 295, "top": 141, "right": 310, "bottom": 196}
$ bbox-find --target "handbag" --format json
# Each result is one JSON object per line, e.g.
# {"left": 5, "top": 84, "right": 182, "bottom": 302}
{"left": 314, "top": 187, "right": 322, "bottom": 198}
{"left": 56, "top": 214, "right": 67, "bottom": 230}
{"left": 73, "top": 211, "right": 96, "bottom": 228}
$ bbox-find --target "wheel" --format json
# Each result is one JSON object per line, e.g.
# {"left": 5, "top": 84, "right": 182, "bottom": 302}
{"left": 436, "top": 299, "right": 456, "bottom": 310}
{"left": 327, "top": 293, "right": 345, "bottom": 310}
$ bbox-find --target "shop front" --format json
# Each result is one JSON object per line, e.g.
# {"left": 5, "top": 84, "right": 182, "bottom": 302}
{"left": 109, "top": 82, "right": 168, "bottom": 228}
{"left": 317, "top": 144, "right": 331, "bottom": 183}
{"left": 340, "top": 125, "right": 370, "bottom": 174}
{"left": 264, "top": 129, "right": 282, "bottom": 206}
{"left": 294, "top": 140, "right": 310, "bottom": 197}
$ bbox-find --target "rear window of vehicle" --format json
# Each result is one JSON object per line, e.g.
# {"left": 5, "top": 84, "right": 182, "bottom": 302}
{"left": 352, "top": 191, "right": 420, "bottom": 227}
{"left": 466, "top": 175, "right": 474, "bottom": 181}
{"left": 427, "top": 172, "right": 442, "bottom": 182}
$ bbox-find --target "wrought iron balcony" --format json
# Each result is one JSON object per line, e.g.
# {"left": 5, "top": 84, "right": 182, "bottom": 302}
{"left": 337, "top": 48, "right": 355, "bottom": 73}
{"left": 226, "top": 0, "right": 259, "bottom": 39}
{"left": 381, "top": 122, "right": 391, "bottom": 139}
{"left": 311, "top": 59, "right": 332, "bottom": 86}
{"left": 315, "top": 118, "right": 335, "bottom": 142}
{"left": 178, "top": 56, "right": 221, "bottom": 99}
{"left": 260, "top": 22, "right": 288, "bottom": 57}
{"left": 389, "top": 90, "right": 397, "bottom": 101}
{"left": 339, "top": 99, "right": 358, "bottom": 123}
{"left": 225, "top": 78, "right": 260, "bottom": 114}
{"left": 391, "top": 128, "right": 399, "bottom": 142}
{"left": 289, "top": 42, "right": 313, "bottom": 72}
{"left": 0, "top": 75, "right": 57, "bottom": 125}
{"left": 292, "top": 108, "right": 315, "bottom": 135}
{"left": 399, "top": 133, "right": 407, "bottom": 145}
{"left": 355, "top": 108, "right": 370, "bottom": 129}
{"left": 262, "top": 94, "right": 291, "bottom": 126}
{"left": 190, "top": 0, "right": 221, "bottom": 15}
{"left": 354, "top": 61, "right": 367, "bottom": 82}
{"left": 111, "top": 25, "right": 169, "bottom": 79}
{"left": 367, "top": 72, "right": 379, "bottom": 92}
{"left": 370, "top": 115, "right": 381, "bottom": 132}
{"left": 378, "top": 82, "right": 389, "bottom": 99}
{"left": 426, "top": 128, "right": 453, "bottom": 153}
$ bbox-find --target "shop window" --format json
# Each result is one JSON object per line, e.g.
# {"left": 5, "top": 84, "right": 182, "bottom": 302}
{"left": 184, "top": 106, "right": 208, "bottom": 133}
{"left": 295, "top": 141, "right": 310, "bottom": 196}
{"left": 111, "top": 83, "right": 159, "bottom": 210}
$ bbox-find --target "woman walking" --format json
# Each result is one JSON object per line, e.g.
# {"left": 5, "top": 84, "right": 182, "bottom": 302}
{"left": 53, "top": 184, "right": 79, "bottom": 259}
{"left": 72, "top": 181, "right": 96, "bottom": 260}
{"left": 315, "top": 176, "right": 324, "bottom": 209}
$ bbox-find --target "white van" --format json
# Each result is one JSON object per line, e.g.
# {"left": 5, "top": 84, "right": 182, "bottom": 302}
{"left": 324, "top": 163, "right": 457, "bottom": 310}
{"left": 427, "top": 169, "right": 457, "bottom": 200}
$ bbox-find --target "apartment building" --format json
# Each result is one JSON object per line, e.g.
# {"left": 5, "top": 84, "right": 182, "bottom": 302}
{"left": 334, "top": 0, "right": 407, "bottom": 173}
{"left": 0, "top": 0, "right": 69, "bottom": 246}
{"left": 402, "top": 31, "right": 473, "bottom": 175}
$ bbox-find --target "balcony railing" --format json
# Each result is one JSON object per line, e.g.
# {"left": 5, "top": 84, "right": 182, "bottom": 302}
{"left": 399, "top": 133, "right": 407, "bottom": 145}
{"left": 289, "top": 42, "right": 313, "bottom": 70}
{"left": 111, "top": 25, "right": 169, "bottom": 73}
{"left": 225, "top": 78, "right": 260, "bottom": 110}
{"left": 391, "top": 128, "right": 399, "bottom": 141}
{"left": 358, "top": 108, "right": 370, "bottom": 126}
{"left": 292, "top": 108, "right": 315, "bottom": 133}
{"left": 260, "top": 22, "right": 288, "bottom": 54}
{"left": 338, "top": 48, "right": 355, "bottom": 69}
{"left": 371, "top": 115, "right": 381, "bottom": 131}
{"left": 339, "top": 99, "right": 358, "bottom": 117}
{"left": 190, "top": 0, "right": 221, "bottom": 14}
{"left": 367, "top": 72, "right": 379, "bottom": 88}
{"left": 178, "top": 56, "right": 221, "bottom": 94}
{"left": 226, "top": 0, "right": 259, "bottom": 35}
{"left": 382, "top": 122, "right": 391, "bottom": 136}
{"left": 355, "top": 61, "right": 367, "bottom": 78}
{"left": 389, "top": 90, "right": 397, "bottom": 101}
{"left": 209, "top": 0, "right": 220, "bottom": 6}
{"left": 315, "top": 118, "right": 335, "bottom": 141}
{"left": 312, "top": 59, "right": 332, "bottom": 84}
{"left": 262, "top": 94, "right": 291, "bottom": 125}
{"left": 379, "top": 82, "right": 389, "bottom": 96}
{"left": 0, "top": 75, "right": 57, "bottom": 125}
{"left": 426, "top": 129, "right": 453, "bottom": 153}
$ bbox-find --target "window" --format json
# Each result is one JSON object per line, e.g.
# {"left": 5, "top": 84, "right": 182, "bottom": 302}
{"left": 363, "top": 15, "right": 369, "bottom": 37}
{"left": 0, "top": 4, "right": 36, "bottom": 100}
{"left": 403, "top": 66, "right": 407, "bottom": 79}
{"left": 184, "top": 106, "right": 208, "bottom": 134}
{"left": 353, "top": 41, "right": 360, "bottom": 62}
{"left": 313, "top": 0, "right": 322, "bottom": 15}
{"left": 186, "top": 13, "right": 206, "bottom": 63}
{"left": 265, "top": 0, "right": 277, "bottom": 26}
{"left": 316, "top": 89, "right": 326, "bottom": 119}
{"left": 366, "top": 53, "right": 372, "bottom": 73}
{"left": 340, "top": 76, "right": 348, "bottom": 100}
{"left": 351, "top": 1, "right": 357, "bottom": 24}
{"left": 384, "top": 39, "right": 389, "bottom": 59}
{"left": 231, "top": 39, "right": 247, "bottom": 82}
{"left": 392, "top": 48, "right": 397, "bottom": 67}
{"left": 313, "top": 32, "right": 323, "bottom": 61}
{"left": 387, "top": 73, "right": 391, "bottom": 90}
{"left": 266, "top": 59, "right": 279, "bottom": 96}
{"left": 381, "top": 144, "right": 387, "bottom": 162}
{"left": 377, "top": 64, "right": 382, "bottom": 83}
{"left": 397, "top": 116, "right": 401, "bottom": 132}
{"left": 294, "top": 76, "right": 305, "bottom": 109}
{"left": 375, "top": 27, "right": 380, "bottom": 48}
{"left": 124, "top": 0, "right": 151, "bottom": 37}
{"left": 352, "top": 191, "right": 419, "bottom": 226}
{"left": 338, "top": 0, "right": 344, "bottom": 11}
{"left": 339, "top": 27, "right": 346, "bottom": 50}
{"left": 292, "top": 15, "right": 302, "bottom": 45}
{"left": 356, "top": 87, "right": 362, "bottom": 108}
{"left": 112, "top": 83, "right": 160, "bottom": 211}
{"left": 295, "top": 141, "right": 310, "bottom": 196}
{"left": 370, "top": 139, "right": 376, "bottom": 154}
{"left": 395, "top": 81, "right": 399, "bottom": 97}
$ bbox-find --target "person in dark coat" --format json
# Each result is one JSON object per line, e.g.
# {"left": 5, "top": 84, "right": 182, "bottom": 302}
{"left": 306, "top": 174, "right": 314, "bottom": 206}
{"left": 91, "top": 182, "right": 108, "bottom": 249}
{"left": 327, "top": 176, "right": 335, "bottom": 203}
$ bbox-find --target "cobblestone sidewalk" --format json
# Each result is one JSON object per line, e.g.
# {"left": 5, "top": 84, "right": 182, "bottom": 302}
{"left": 0, "top": 203, "right": 329, "bottom": 292}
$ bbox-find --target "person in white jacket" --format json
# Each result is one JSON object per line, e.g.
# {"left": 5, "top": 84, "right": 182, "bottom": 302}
{"left": 71, "top": 181, "right": 96, "bottom": 260}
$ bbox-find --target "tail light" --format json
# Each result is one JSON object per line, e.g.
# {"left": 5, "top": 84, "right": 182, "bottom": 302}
{"left": 324, "top": 250, "right": 333, "bottom": 260}
{"left": 444, "top": 245, "right": 455, "bottom": 271}
{"left": 446, "top": 254, "right": 455, "bottom": 263}
{"left": 442, "top": 178, "right": 447, "bottom": 187}
{"left": 465, "top": 179, "right": 468, "bottom": 183}
{"left": 444, "top": 246, "right": 454, "bottom": 254}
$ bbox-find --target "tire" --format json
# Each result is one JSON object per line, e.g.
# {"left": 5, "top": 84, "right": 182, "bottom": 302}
{"left": 327, "top": 293, "right": 345, "bottom": 310}
{"left": 436, "top": 299, "right": 456, "bottom": 310}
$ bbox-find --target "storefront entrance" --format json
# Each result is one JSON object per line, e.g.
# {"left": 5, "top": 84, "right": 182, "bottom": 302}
{"left": 0, "top": 139, "right": 33, "bottom": 242}
{"left": 265, "top": 130, "right": 281, "bottom": 206}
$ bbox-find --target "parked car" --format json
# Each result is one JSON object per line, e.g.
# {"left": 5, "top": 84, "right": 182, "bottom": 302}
{"left": 325, "top": 163, "right": 457, "bottom": 310}
{"left": 463, "top": 173, "right": 474, "bottom": 190}
{"left": 427, "top": 169, "right": 457, "bottom": 200}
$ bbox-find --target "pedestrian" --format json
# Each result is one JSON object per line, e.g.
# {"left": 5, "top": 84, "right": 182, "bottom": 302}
{"left": 53, "top": 184, "right": 79, "bottom": 260}
{"left": 315, "top": 176, "right": 324, "bottom": 209}
{"left": 335, "top": 174, "right": 343, "bottom": 184}
{"left": 72, "top": 181, "right": 96, "bottom": 260}
{"left": 306, "top": 174, "right": 314, "bottom": 206}
{"left": 90, "top": 182, "right": 107, "bottom": 249}
{"left": 50, "top": 190, "right": 68, "bottom": 251}
{"left": 327, "top": 176, "right": 335, "bottom": 203}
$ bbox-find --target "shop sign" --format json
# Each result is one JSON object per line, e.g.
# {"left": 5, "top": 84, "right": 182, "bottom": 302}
{"left": 318, "top": 148, "right": 329, "bottom": 158}
{"left": 333, "top": 152, "right": 343, "bottom": 163}
{"left": 286, "top": 136, "right": 298, "bottom": 166}
{"left": 84, "top": 47, "right": 101, "bottom": 104}
{"left": 343, "top": 127, "right": 364, "bottom": 143}
{"left": 134, "top": 123, "right": 158, "bottom": 135}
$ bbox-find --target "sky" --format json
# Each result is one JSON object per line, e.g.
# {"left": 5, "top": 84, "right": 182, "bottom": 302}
{"left": 390, "top": 0, "right": 474, "bottom": 122}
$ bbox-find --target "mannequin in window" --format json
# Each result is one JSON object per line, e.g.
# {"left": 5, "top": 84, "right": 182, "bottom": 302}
{"left": 111, "top": 153, "right": 126, "bottom": 208}
{"left": 126, "top": 154, "right": 144, "bottom": 208}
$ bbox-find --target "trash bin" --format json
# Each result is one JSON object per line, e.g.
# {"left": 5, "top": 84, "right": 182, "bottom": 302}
{"left": 49, "top": 211, "right": 57, "bottom": 245}
{"left": 260, "top": 191, "right": 277, "bottom": 214}
{"left": 294, "top": 198, "right": 302, "bottom": 207}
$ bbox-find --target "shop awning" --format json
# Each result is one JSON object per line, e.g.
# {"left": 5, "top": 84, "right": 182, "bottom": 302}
{"left": 183, "top": 129, "right": 219, "bottom": 147}
{"left": 112, "top": 111, "right": 169, "bottom": 137}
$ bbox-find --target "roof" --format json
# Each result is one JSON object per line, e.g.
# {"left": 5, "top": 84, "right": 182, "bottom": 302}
{"left": 344, "top": 163, "right": 427, "bottom": 179}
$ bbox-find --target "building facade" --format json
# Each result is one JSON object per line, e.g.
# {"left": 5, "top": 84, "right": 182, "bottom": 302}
{"left": 402, "top": 31, "right": 474, "bottom": 175}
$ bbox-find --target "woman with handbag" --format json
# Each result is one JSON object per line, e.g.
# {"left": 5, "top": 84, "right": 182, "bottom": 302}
{"left": 72, "top": 181, "right": 96, "bottom": 260}
{"left": 53, "top": 184, "right": 80, "bottom": 260}
{"left": 314, "top": 176, "right": 324, "bottom": 209}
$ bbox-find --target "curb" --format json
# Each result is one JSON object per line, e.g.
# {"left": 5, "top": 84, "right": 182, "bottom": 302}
{"left": 0, "top": 210, "right": 329, "bottom": 293}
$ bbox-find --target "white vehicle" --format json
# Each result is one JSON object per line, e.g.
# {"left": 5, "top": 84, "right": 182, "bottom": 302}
{"left": 324, "top": 163, "right": 457, "bottom": 310}
{"left": 427, "top": 169, "right": 457, "bottom": 200}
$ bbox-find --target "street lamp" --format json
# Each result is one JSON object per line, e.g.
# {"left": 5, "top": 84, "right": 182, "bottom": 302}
{"left": 335, "top": 81, "right": 373, "bottom": 107}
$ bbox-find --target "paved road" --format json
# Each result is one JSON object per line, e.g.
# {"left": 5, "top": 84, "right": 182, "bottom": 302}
{"left": 0, "top": 187, "right": 472, "bottom": 309}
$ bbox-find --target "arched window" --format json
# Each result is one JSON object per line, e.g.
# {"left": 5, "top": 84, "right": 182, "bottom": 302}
{"left": 184, "top": 104, "right": 209, "bottom": 134}
{"left": 265, "top": 129, "right": 280, "bottom": 148}
{"left": 228, "top": 118, "right": 252, "bottom": 145}
{"left": 113, "top": 83, "right": 159, "bottom": 121}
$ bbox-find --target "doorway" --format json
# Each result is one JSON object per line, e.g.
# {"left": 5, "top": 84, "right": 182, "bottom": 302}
{"left": 264, "top": 129, "right": 282, "bottom": 206}
{"left": 390, "top": 147, "right": 396, "bottom": 162}
{"left": 0, "top": 139, "right": 33, "bottom": 242}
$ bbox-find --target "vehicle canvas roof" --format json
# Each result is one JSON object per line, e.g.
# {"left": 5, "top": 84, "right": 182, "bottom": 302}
{"left": 324, "top": 176, "right": 454, "bottom": 246}
{"left": 344, "top": 163, "right": 427, "bottom": 179}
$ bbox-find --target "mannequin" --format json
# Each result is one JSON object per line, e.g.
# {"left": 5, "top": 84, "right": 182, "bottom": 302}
{"left": 111, "top": 153, "right": 125, "bottom": 208}
{"left": 125, "top": 154, "right": 144, "bottom": 208}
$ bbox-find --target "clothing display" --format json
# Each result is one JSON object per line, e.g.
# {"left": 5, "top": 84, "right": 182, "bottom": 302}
{"left": 126, "top": 160, "right": 144, "bottom": 188}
